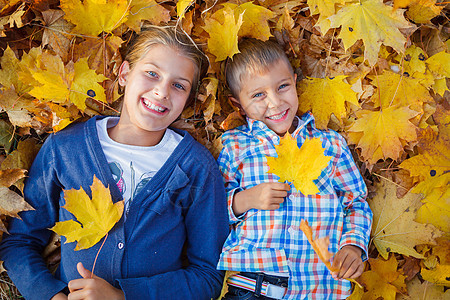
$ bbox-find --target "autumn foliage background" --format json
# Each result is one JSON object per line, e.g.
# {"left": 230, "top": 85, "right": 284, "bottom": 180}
{"left": 0, "top": 0, "right": 448, "bottom": 299}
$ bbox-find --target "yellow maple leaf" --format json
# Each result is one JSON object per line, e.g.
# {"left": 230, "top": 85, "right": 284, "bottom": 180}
{"left": 266, "top": 134, "right": 332, "bottom": 195}
{"left": 297, "top": 76, "right": 359, "bottom": 129}
{"left": 328, "top": 0, "right": 412, "bottom": 66}
{"left": 29, "top": 57, "right": 107, "bottom": 110}
{"left": 368, "top": 71, "right": 432, "bottom": 110}
{"left": 406, "top": 0, "right": 443, "bottom": 24}
{"left": 0, "top": 45, "right": 34, "bottom": 95}
{"left": 421, "top": 264, "right": 450, "bottom": 286}
{"left": 359, "top": 255, "right": 407, "bottom": 300}
{"left": 426, "top": 51, "right": 450, "bottom": 79}
{"left": 51, "top": 175, "right": 124, "bottom": 251}
{"left": 60, "top": 0, "right": 129, "bottom": 36}
{"left": 394, "top": 45, "right": 427, "bottom": 76}
{"left": 307, "top": 0, "right": 349, "bottom": 33}
{"left": 369, "top": 178, "right": 441, "bottom": 259}
{"left": 177, "top": 0, "right": 195, "bottom": 19}
{"left": 347, "top": 106, "right": 419, "bottom": 164}
{"left": 412, "top": 173, "right": 450, "bottom": 233}
{"left": 203, "top": 6, "right": 243, "bottom": 62}
{"left": 221, "top": 2, "right": 274, "bottom": 41}
{"left": 399, "top": 126, "right": 449, "bottom": 183}
{"left": 125, "top": 0, "right": 170, "bottom": 32}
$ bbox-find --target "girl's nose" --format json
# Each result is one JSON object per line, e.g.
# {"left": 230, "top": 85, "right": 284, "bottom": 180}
{"left": 153, "top": 82, "right": 169, "bottom": 100}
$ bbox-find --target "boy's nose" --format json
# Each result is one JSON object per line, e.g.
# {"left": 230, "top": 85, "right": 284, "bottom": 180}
{"left": 267, "top": 94, "right": 282, "bottom": 108}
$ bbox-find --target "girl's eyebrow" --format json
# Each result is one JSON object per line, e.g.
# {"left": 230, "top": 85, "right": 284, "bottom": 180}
{"left": 144, "top": 62, "right": 193, "bottom": 86}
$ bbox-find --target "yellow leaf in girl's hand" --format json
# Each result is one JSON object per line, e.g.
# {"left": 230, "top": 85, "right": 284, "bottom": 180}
{"left": 266, "top": 134, "right": 332, "bottom": 195}
{"left": 51, "top": 176, "right": 124, "bottom": 251}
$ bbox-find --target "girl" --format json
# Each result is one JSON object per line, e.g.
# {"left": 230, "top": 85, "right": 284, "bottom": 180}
{"left": 0, "top": 26, "right": 229, "bottom": 300}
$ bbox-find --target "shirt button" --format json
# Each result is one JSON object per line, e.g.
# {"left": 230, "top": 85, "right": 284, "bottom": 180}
{"left": 289, "top": 195, "right": 295, "bottom": 200}
{"left": 118, "top": 242, "right": 124, "bottom": 249}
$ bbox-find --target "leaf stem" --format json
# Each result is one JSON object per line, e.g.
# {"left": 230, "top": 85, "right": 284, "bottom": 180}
{"left": 91, "top": 233, "right": 108, "bottom": 277}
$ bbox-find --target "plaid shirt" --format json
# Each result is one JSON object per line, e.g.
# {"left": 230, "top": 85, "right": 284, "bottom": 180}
{"left": 217, "top": 112, "right": 372, "bottom": 299}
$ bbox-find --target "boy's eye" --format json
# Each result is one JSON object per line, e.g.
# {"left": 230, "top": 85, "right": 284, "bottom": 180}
{"left": 253, "top": 92, "right": 264, "bottom": 98}
{"left": 279, "top": 83, "right": 289, "bottom": 90}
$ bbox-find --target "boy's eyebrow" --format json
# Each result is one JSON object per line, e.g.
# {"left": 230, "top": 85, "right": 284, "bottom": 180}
{"left": 144, "top": 62, "right": 193, "bottom": 85}
{"left": 246, "top": 76, "right": 293, "bottom": 95}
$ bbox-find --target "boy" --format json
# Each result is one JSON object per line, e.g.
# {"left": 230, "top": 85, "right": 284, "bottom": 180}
{"left": 217, "top": 38, "right": 372, "bottom": 299}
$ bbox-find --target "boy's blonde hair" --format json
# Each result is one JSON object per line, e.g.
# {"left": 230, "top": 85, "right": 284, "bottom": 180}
{"left": 125, "top": 26, "right": 208, "bottom": 99}
{"left": 225, "top": 38, "right": 293, "bottom": 98}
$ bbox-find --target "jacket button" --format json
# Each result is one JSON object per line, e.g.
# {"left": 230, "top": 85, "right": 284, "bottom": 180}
{"left": 118, "top": 242, "right": 124, "bottom": 249}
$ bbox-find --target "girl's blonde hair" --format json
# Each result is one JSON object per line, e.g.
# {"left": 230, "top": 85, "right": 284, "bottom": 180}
{"left": 225, "top": 38, "right": 293, "bottom": 98}
{"left": 125, "top": 26, "right": 208, "bottom": 100}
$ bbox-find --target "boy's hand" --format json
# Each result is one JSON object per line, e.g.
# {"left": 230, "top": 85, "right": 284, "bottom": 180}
{"left": 67, "top": 262, "right": 125, "bottom": 300}
{"left": 233, "top": 182, "right": 290, "bottom": 216}
{"left": 331, "top": 245, "right": 364, "bottom": 280}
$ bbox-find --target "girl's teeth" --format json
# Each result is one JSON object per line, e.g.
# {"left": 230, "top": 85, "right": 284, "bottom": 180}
{"left": 268, "top": 110, "right": 287, "bottom": 120}
{"left": 143, "top": 99, "right": 166, "bottom": 112}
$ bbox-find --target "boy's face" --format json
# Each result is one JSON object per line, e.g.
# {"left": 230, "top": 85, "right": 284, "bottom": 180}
{"left": 230, "top": 59, "right": 298, "bottom": 136}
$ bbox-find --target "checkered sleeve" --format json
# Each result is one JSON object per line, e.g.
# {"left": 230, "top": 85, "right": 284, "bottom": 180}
{"left": 332, "top": 134, "right": 372, "bottom": 261}
{"left": 217, "top": 134, "right": 247, "bottom": 224}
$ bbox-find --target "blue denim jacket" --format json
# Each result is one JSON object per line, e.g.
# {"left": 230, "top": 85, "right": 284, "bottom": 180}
{"left": 0, "top": 116, "right": 229, "bottom": 300}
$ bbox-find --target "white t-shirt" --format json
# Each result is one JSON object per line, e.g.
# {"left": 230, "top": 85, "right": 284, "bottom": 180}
{"left": 96, "top": 117, "right": 182, "bottom": 216}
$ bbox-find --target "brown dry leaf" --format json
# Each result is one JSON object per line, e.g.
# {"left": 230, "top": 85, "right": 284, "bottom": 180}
{"left": 400, "top": 256, "right": 421, "bottom": 281}
{"left": 397, "top": 277, "right": 449, "bottom": 300}
{"left": 358, "top": 255, "right": 407, "bottom": 300}
{"left": 0, "top": 87, "right": 35, "bottom": 128}
{"left": 73, "top": 35, "right": 123, "bottom": 77}
{"left": 41, "top": 9, "right": 74, "bottom": 63}
{"left": 0, "top": 169, "right": 26, "bottom": 187}
{"left": 1, "top": 139, "right": 41, "bottom": 171}
{"left": 220, "top": 111, "right": 245, "bottom": 131}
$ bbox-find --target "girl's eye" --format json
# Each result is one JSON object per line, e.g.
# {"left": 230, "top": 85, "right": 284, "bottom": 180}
{"left": 147, "top": 71, "right": 158, "bottom": 77}
{"left": 174, "top": 83, "right": 186, "bottom": 91}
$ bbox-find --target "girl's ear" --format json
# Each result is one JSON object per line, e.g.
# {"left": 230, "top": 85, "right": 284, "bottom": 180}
{"left": 118, "top": 61, "right": 130, "bottom": 87}
{"left": 229, "top": 96, "right": 246, "bottom": 116}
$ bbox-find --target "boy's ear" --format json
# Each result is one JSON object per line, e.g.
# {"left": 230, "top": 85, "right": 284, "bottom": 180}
{"left": 118, "top": 61, "right": 130, "bottom": 87}
{"left": 229, "top": 96, "right": 246, "bottom": 116}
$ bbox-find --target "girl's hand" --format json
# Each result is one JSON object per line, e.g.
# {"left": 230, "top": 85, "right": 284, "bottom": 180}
{"left": 331, "top": 245, "right": 364, "bottom": 279}
{"left": 51, "top": 293, "right": 68, "bottom": 300}
{"left": 233, "top": 182, "right": 290, "bottom": 215}
{"left": 68, "top": 262, "right": 125, "bottom": 300}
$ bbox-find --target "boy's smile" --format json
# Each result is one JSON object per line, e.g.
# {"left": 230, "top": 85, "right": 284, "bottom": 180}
{"left": 231, "top": 59, "right": 298, "bottom": 136}
{"left": 111, "top": 44, "right": 196, "bottom": 146}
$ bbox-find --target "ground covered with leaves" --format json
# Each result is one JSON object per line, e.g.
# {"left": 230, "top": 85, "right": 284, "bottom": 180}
{"left": 0, "top": 0, "right": 448, "bottom": 299}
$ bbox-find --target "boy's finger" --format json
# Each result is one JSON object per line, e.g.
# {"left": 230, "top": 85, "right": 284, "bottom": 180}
{"left": 272, "top": 190, "right": 288, "bottom": 198}
{"left": 268, "top": 182, "right": 291, "bottom": 191}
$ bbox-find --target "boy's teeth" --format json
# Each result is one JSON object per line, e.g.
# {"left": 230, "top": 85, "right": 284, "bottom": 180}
{"left": 143, "top": 99, "right": 166, "bottom": 112}
{"left": 268, "top": 110, "right": 287, "bottom": 120}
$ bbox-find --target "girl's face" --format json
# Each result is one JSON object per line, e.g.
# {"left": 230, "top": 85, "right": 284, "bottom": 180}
{"left": 116, "top": 44, "right": 196, "bottom": 144}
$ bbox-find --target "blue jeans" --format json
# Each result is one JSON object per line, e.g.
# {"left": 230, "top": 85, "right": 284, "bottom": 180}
{"left": 222, "top": 272, "right": 289, "bottom": 300}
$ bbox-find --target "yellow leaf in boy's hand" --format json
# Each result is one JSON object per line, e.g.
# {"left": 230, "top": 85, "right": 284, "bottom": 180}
{"left": 203, "top": 7, "right": 243, "bottom": 62}
{"left": 51, "top": 175, "right": 124, "bottom": 251}
{"left": 328, "top": 0, "right": 412, "bottom": 66}
{"left": 266, "top": 134, "right": 332, "bottom": 195}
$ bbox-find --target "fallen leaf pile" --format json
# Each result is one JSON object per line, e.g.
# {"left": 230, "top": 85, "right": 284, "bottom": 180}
{"left": 0, "top": 0, "right": 448, "bottom": 298}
